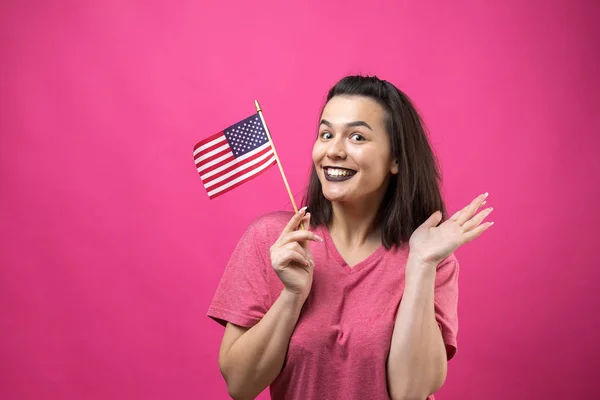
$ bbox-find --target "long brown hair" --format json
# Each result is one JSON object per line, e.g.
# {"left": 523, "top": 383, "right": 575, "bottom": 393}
{"left": 302, "top": 75, "right": 447, "bottom": 249}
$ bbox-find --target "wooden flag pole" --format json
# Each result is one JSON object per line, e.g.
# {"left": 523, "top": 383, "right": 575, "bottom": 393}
{"left": 255, "top": 100, "right": 306, "bottom": 230}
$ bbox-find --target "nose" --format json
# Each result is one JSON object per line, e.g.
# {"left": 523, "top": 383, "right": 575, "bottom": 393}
{"left": 326, "top": 136, "right": 347, "bottom": 160}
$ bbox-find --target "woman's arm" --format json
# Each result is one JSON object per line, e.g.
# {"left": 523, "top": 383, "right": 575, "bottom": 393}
{"left": 386, "top": 255, "right": 448, "bottom": 400}
{"left": 218, "top": 209, "right": 318, "bottom": 399}
{"left": 388, "top": 194, "right": 492, "bottom": 399}
{"left": 218, "top": 288, "right": 305, "bottom": 400}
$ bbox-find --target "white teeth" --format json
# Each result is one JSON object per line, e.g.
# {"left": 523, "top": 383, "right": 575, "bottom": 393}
{"left": 326, "top": 168, "right": 353, "bottom": 177}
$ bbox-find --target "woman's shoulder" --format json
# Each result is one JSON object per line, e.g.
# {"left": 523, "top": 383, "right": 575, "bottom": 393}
{"left": 250, "top": 210, "right": 294, "bottom": 227}
{"left": 245, "top": 210, "right": 295, "bottom": 241}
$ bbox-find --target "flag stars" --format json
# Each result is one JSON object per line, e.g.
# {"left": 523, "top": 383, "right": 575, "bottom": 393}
{"left": 223, "top": 115, "right": 270, "bottom": 157}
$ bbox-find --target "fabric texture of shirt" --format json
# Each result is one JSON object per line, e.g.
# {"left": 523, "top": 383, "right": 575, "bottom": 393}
{"left": 207, "top": 212, "right": 459, "bottom": 400}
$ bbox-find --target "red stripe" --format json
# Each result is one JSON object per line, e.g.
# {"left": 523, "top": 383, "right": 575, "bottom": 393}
{"left": 194, "top": 131, "right": 224, "bottom": 151}
{"left": 202, "top": 147, "right": 273, "bottom": 185}
{"left": 196, "top": 147, "right": 232, "bottom": 168}
{"left": 208, "top": 159, "right": 277, "bottom": 199}
{"left": 209, "top": 156, "right": 275, "bottom": 190}
{"left": 196, "top": 137, "right": 228, "bottom": 158}
{"left": 197, "top": 152, "right": 234, "bottom": 174}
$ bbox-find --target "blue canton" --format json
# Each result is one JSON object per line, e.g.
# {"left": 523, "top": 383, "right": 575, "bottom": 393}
{"left": 223, "top": 113, "right": 269, "bottom": 158}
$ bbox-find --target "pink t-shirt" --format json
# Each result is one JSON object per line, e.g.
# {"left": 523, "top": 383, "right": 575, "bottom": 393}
{"left": 208, "top": 212, "right": 459, "bottom": 400}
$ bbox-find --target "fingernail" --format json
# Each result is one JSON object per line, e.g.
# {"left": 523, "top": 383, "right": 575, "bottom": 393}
{"left": 484, "top": 192, "right": 489, "bottom": 198}
{"left": 299, "top": 206, "right": 307, "bottom": 214}
{"left": 482, "top": 201, "right": 487, "bottom": 205}
{"left": 314, "top": 235, "right": 323, "bottom": 242}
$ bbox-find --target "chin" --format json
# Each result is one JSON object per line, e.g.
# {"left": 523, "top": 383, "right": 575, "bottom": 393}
{"left": 323, "top": 194, "right": 344, "bottom": 203}
{"left": 318, "top": 176, "right": 360, "bottom": 203}
{"left": 321, "top": 189, "right": 352, "bottom": 203}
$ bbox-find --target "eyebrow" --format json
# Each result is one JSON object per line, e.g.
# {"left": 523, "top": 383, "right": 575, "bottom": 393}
{"left": 320, "top": 119, "right": 373, "bottom": 131}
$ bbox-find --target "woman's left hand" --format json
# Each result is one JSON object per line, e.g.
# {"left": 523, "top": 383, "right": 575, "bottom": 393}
{"left": 409, "top": 192, "right": 494, "bottom": 268}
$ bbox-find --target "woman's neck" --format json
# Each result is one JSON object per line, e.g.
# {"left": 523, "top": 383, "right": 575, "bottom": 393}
{"left": 329, "top": 199, "right": 381, "bottom": 248}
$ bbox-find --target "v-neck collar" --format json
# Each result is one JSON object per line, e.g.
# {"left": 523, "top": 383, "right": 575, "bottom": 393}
{"left": 319, "top": 225, "right": 387, "bottom": 274}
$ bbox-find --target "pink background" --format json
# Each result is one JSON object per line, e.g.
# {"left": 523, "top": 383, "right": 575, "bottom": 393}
{"left": 1, "top": 1, "right": 599, "bottom": 399}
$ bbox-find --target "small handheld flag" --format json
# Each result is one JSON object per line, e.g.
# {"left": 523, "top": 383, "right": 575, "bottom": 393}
{"left": 193, "top": 112, "right": 276, "bottom": 199}
{"left": 193, "top": 101, "right": 303, "bottom": 228}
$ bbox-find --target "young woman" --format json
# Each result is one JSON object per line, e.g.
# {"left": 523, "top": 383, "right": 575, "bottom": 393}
{"left": 207, "top": 75, "right": 493, "bottom": 400}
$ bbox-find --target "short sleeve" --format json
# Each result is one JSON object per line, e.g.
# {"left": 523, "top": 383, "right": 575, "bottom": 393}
{"left": 207, "top": 220, "right": 272, "bottom": 328}
{"left": 434, "top": 254, "right": 460, "bottom": 360}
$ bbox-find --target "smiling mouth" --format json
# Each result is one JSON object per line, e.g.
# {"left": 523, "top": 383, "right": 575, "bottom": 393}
{"left": 323, "top": 167, "right": 357, "bottom": 182}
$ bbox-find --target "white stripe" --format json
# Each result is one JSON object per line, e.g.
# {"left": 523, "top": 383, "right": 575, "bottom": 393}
{"left": 199, "top": 142, "right": 272, "bottom": 177}
{"left": 197, "top": 152, "right": 234, "bottom": 173}
{"left": 204, "top": 149, "right": 274, "bottom": 188}
{"left": 195, "top": 143, "right": 229, "bottom": 162}
{"left": 201, "top": 142, "right": 272, "bottom": 180}
{"left": 193, "top": 136, "right": 226, "bottom": 157}
{"left": 207, "top": 156, "right": 276, "bottom": 197}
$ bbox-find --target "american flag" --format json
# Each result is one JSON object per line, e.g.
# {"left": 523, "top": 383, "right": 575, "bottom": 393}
{"left": 193, "top": 113, "right": 277, "bottom": 199}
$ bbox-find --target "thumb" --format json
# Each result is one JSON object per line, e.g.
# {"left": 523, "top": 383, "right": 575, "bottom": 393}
{"left": 423, "top": 210, "right": 443, "bottom": 228}
{"left": 301, "top": 212, "right": 312, "bottom": 251}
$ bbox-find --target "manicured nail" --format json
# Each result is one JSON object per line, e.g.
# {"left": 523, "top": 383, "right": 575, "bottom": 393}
{"left": 314, "top": 235, "right": 323, "bottom": 242}
{"left": 484, "top": 192, "right": 489, "bottom": 198}
{"left": 482, "top": 201, "right": 487, "bottom": 206}
{"left": 299, "top": 206, "right": 307, "bottom": 214}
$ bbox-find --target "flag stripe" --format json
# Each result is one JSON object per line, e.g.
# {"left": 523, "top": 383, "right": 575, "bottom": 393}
{"left": 207, "top": 155, "right": 276, "bottom": 197}
{"left": 194, "top": 132, "right": 224, "bottom": 151}
{"left": 198, "top": 141, "right": 271, "bottom": 176}
{"left": 195, "top": 143, "right": 230, "bottom": 162}
{"left": 204, "top": 148, "right": 274, "bottom": 188}
{"left": 198, "top": 153, "right": 235, "bottom": 175}
{"left": 202, "top": 145, "right": 273, "bottom": 183}
{"left": 207, "top": 157, "right": 277, "bottom": 199}
{"left": 197, "top": 151, "right": 234, "bottom": 173}
{"left": 194, "top": 136, "right": 228, "bottom": 158}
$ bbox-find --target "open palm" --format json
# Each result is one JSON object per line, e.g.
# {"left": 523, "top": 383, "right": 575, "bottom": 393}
{"left": 409, "top": 193, "right": 494, "bottom": 267}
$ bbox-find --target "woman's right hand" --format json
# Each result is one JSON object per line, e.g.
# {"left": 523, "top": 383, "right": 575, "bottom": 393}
{"left": 269, "top": 207, "right": 323, "bottom": 300}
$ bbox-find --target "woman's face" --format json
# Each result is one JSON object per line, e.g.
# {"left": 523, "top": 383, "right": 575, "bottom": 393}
{"left": 312, "top": 95, "right": 398, "bottom": 205}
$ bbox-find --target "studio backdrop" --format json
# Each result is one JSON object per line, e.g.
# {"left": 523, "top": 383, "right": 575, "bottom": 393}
{"left": 1, "top": 1, "right": 598, "bottom": 399}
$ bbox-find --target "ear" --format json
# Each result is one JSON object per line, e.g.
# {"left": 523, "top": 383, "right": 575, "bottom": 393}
{"left": 390, "top": 158, "right": 399, "bottom": 175}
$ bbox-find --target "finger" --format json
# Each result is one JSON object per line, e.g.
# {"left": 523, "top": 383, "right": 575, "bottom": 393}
{"left": 276, "top": 248, "right": 313, "bottom": 268}
{"left": 279, "top": 228, "right": 323, "bottom": 247}
{"left": 449, "top": 208, "right": 463, "bottom": 221}
{"left": 301, "top": 213, "right": 314, "bottom": 254}
{"left": 462, "top": 207, "right": 494, "bottom": 232}
{"left": 450, "top": 203, "right": 470, "bottom": 221}
{"left": 463, "top": 221, "right": 494, "bottom": 243}
{"left": 279, "top": 207, "right": 308, "bottom": 237}
{"left": 422, "top": 210, "right": 443, "bottom": 228}
{"left": 283, "top": 241, "right": 308, "bottom": 259}
{"left": 451, "top": 193, "right": 488, "bottom": 222}
{"left": 457, "top": 192, "right": 489, "bottom": 225}
{"left": 300, "top": 212, "right": 310, "bottom": 231}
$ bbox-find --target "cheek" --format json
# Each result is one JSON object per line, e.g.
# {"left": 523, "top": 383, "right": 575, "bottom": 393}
{"left": 355, "top": 149, "right": 391, "bottom": 176}
{"left": 311, "top": 142, "right": 323, "bottom": 165}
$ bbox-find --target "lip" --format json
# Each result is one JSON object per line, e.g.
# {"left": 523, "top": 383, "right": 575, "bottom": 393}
{"left": 322, "top": 166, "right": 357, "bottom": 182}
